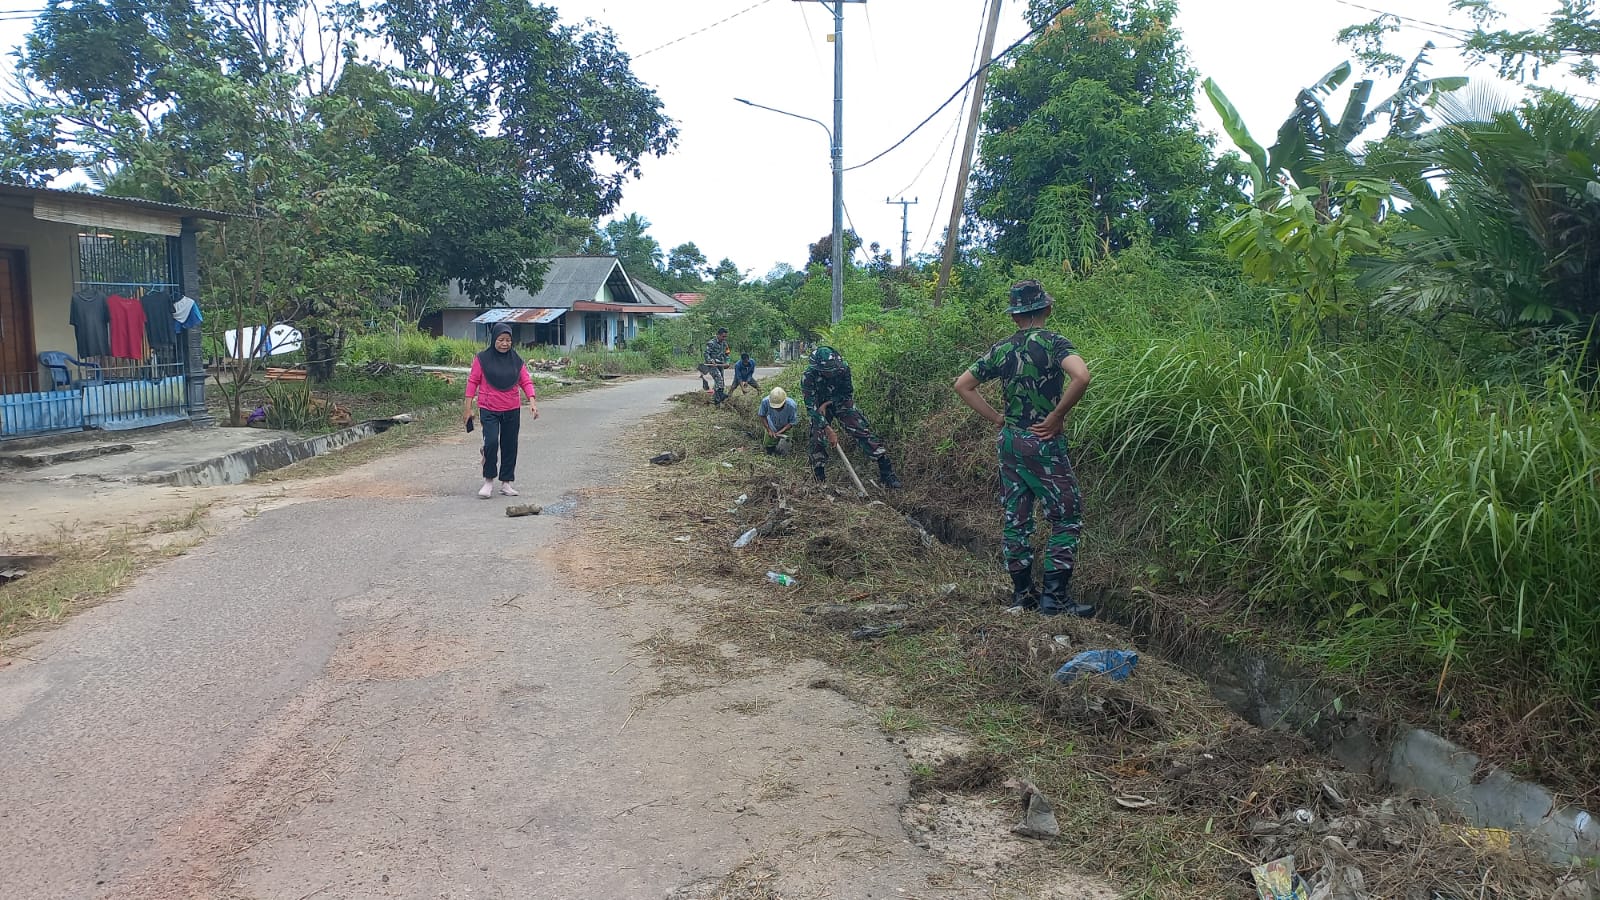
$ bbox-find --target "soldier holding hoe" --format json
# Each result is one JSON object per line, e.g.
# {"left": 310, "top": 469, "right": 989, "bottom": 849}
{"left": 802, "top": 346, "right": 902, "bottom": 489}
{"left": 700, "top": 327, "right": 731, "bottom": 406}
{"left": 953, "top": 280, "right": 1095, "bottom": 618}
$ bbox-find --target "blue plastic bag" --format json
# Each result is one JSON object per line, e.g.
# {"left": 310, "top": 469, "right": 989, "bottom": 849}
{"left": 1053, "top": 649, "right": 1139, "bottom": 684}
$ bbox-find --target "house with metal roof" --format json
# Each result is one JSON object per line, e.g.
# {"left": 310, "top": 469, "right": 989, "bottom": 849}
{"left": 422, "top": 256, "right": 685, "bottom": 350}
{"left": 0, "top": 183, "right": 224, "bottom": 439}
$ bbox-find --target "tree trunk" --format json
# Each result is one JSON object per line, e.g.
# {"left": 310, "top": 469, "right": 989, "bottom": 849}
{"left": 305, "top": 326, "right": 337, "bottom": 382}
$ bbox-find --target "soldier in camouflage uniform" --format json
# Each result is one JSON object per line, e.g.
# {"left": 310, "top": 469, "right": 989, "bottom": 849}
{"left": 701, "top": 328, "right": 731, "bottom": 405}
{"left": 801, "top": 346, "right": 902, "bottom": 489}
{"left": 953, "top": 281, "right": 1094, "bottom": 617}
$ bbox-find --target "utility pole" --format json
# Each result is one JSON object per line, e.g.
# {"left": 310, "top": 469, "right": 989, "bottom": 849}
{"left": 796, "top": 0, "right": 865, "bottom": 324}
{"left": 935, "top": 0, "right": 1004, "bottom": 306}
{"left": 885, "top": 196, "right": 918, "bottom": 267}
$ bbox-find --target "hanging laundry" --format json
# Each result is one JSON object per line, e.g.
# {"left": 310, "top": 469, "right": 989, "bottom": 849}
{"left": 106, "top": 294, "right": 148, "bottom": 359}
{"left": 172, "top": 295, "right": 202, "bottom": 332}
{"left": 141, "top": 289, "right": 179, "bottom": 354}
{"left": 69, "top": 293, "right": 112, "bottom": 358}
{"left": 267, "top": 323, "right": 303, "bottom": 355}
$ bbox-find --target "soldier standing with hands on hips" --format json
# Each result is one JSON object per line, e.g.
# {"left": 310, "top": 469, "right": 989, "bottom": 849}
{"left": 953, "top": 281, "right": 1094, "bottom": 617}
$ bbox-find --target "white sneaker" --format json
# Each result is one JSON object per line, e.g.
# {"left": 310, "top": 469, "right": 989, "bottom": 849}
{"left": 499, "top": 482, "right": 519, "bottom": 497}
{"left": 477, "top": 480, "right": 493, "bottom": 499}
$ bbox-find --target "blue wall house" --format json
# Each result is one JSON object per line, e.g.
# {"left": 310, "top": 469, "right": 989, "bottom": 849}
{"left": 0, "top": 184, "right": 223, "bottom": 439}
{"left": 421, "top": 256, "right": 686, "bottom": 350}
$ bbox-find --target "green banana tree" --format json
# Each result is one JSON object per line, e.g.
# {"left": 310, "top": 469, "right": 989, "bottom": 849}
{"left": 1204, "top": 45, "right": 1467, "bottom": 206}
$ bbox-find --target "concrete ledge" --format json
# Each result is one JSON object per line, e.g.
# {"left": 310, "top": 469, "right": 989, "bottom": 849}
{"left": 1091, "top": 587, "right": 1600, "bottom": 866}
{"left": 1389, "top": 728, "right": 1600, "bottom": 863}
{"left": 0, "top": 442, "right": 134, "bottom": 470}
{"left": 149, "top": 419, "right": 386, "bottom": 487}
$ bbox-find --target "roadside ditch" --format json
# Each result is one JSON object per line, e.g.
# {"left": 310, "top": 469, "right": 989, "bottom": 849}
{"left": 602, "top": 389, "right": 1597, "bottom": 900}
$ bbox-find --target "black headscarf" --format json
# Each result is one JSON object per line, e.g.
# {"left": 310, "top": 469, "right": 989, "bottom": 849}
{"left": 477, "top": 323, "right": 524, "bottom": 391}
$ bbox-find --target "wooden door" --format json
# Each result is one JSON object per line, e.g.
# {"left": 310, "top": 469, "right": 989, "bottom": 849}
{"left": 0, "top": 249, "right": 36, "bottom": 391}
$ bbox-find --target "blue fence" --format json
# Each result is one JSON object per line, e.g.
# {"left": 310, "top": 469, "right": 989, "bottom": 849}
{"left": 1, "top": 361, "right": 188, "bottom": 438}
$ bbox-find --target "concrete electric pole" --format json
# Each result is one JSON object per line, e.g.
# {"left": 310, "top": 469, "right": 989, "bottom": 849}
{"left": 935, "top": 0, "right": 1004, "bottom": 306}
{"left": 795, "top": 0, "right": 865, "bottom": 324}
{"left": 885, "top": 196, "right": 918, "bottom": 267}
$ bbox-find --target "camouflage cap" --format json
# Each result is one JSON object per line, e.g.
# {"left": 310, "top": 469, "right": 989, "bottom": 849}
{"left": 811, "top": 346, "right": 841, "bottom": 366}
{"left": 1006, "top": 280, "right": 1054, "bottom": 315}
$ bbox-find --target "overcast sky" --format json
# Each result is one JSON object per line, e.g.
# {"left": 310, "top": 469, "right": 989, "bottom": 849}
{"left": 0, "top": 0, "right": 1581, "bottom": 279}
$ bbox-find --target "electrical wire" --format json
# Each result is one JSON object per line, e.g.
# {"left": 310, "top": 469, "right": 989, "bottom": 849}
{"left": 795, "top": 0, "right": 822, "bottom": 76}
{"left": 843, "top": 0, "right": 1078, "bottom": 173}
{"left": 891, "top": 0, "right": 990, "bottom": 201}
{"left": 1331, "top": 0, "right": 1473, "bottom": 39}
{"left": 635, "top": 0, "right": 778, "bottom": 60}
{"left": 915, "top": 0, "right": 992, "bottom": 257}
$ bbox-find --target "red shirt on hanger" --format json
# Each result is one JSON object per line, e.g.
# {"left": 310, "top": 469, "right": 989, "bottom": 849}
{"left": 106, "top": 294, "right": 148, "bottom": 359}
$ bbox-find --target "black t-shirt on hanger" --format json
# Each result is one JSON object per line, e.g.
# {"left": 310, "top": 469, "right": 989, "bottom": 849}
{"left": 69, "top": 293, "right": 112, "bottom": 359}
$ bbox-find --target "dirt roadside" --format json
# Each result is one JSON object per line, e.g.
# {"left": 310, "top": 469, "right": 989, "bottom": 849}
{"left": 604, "top": 389, "right": 1594, "bottom": 900}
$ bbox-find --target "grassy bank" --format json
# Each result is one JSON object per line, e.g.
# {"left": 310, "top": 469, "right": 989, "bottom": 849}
{"left": 597, "top": 390, "right": 1579, "bottom": 899}
{"left": 823, "top": 250, "right": 1600, "bottom": 787}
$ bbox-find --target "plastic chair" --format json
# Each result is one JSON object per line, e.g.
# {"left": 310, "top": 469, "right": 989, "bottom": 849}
{"left": 38, "top": 351, "right": 103, "bottom": 389}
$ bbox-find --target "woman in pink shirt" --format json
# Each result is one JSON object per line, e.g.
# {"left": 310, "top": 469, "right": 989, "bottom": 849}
{"left": 464, "top": 324, "right": 539, "bottom": 498}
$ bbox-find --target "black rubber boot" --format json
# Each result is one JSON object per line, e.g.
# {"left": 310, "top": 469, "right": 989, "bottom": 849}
{"left": 1038, "top": 569, "right": 1095, "bottom": 618}
{"left": 1008, "top": 569, "right": 1039, "bottom": 610}
{"left": 813, "top": 465, "right": 827, "bottom": 483}
{"left": 877, "top": 456, "right": 902, "bottom": 489}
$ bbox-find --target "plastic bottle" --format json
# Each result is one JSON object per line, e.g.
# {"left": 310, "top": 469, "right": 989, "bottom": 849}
{"left": 765, "top": 572, "right": 797, "bottom": 587}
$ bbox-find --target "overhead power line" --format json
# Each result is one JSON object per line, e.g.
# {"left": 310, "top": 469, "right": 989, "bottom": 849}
{"left": 636, "top": 0, "right": 777, "bottom": 60}
{"left": 1331, "top": 0, "right": 1473, "bottom": 39}
{"left": 844, "top": 0, "right": 1078, "bottom": 173}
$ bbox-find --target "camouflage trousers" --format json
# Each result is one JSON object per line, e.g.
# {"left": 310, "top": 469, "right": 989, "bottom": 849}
{"left": 698, "top": 364, "right": 727, "bottom": 402}
{"left": 997, "top": 427, "right": 1082, "bottom": 576}
{"left": 809, "top": 405, "right": 887, "bottom": 466}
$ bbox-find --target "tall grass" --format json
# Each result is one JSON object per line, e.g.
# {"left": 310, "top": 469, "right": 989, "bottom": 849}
{"left": 1082, "top": 336, "right": 1600, "bottom": 705}
{"left": 344, "top": 327, "right": 690, "bottom": 374}
{"left": 345, "top": 328, "right": 480, "bottom": 366}
{"left": 827, "top": 250, "right": 1600, "bottom": 712}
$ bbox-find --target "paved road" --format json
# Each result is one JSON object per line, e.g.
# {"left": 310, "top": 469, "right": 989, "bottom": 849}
{"left": 0, "top": 373, "right": 1001, "bottom": 899}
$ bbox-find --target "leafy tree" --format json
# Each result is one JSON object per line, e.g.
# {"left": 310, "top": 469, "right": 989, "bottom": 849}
{"left": 1341, "top": 0, "right": 1600, "bottom": 83}
{"left": 807, "top": 230, "right": 861, "bottom": 268}
{"left": 788, "top": 263, "right": 882, "bottom": 338}
{"left": 377, "top": 0, "right": 677, "bottom": 217}
{"left": 707, "top": 258, "right": 743, "bottom": 284}
{"left": 972, "top": 0, "right": 1236, "bottom": 265}
{"left": 8, "top": 0, "right": 678, "bottom": 354}
{"left": 665, "top": 242, "right": 709, "bottom": 289}
{"left": 602, "top": 213, "right": 664, "bottom": 276}
{"left": 1204, "top": 48, "right": 1466, "bottom": 207}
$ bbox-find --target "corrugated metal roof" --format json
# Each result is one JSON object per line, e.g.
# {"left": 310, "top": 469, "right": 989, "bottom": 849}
{"left": 632, "top": 278, "right": 689, "bottom": 311}
{"left": 444, "top": 256, "right": 640, "bottom": 310}
{"left": 0, "top": 182, "right": 228, "bottom": 220}
{"left": 470, "top": 307, "right": 566, "bottom": 324}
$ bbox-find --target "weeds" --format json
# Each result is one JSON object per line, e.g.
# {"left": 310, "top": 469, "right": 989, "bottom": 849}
{"left": 593, "top": 395, "right": 1580, "bottom": 898}
{"left": 819, "top": 250, "right": 1600, "bottom": 784}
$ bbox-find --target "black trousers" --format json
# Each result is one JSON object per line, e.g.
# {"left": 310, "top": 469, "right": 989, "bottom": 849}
{"left": 480, "top": 407, "right": 521, "bottom": 482}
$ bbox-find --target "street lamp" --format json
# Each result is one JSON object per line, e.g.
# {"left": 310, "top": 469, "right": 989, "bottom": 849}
{"left": 735, "top": 95, "right": 846, "bottom": 326}
{"left": 736, "top": 0, "right": 863, "bottom": 326}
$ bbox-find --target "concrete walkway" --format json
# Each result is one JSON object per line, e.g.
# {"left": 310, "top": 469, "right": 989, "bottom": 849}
{"left": 0, "top": 426, "right": 290, "bottom": 548}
